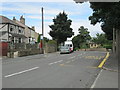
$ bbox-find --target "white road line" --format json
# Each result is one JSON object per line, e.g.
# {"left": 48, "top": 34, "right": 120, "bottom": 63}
{"left": 70, "top": 56, "right": 76, "bottom": 59}
{"left": 4, "top": 67, "right": 39, "bottom": 78}
{"left": 90, "top": 69, "right": 103, "bottom": 88}
{"left": 49, "top": 60, "right": 63, "bottom": 65}
{"left": 72, "top": 60, "right": 75, "bottom": 61}
{"left": 66, "top": 61, "right": 71, "bottom": 63}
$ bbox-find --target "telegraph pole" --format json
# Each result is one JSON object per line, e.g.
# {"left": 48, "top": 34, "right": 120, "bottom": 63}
{"left": 41, "top": 7, "right": 44, "bottom": 54}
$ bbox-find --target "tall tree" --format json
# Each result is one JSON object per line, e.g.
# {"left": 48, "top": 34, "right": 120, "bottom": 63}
{"left": 88, "top": 2, "right": 120, "bottom": 38}
{"left": 78, "top": 26, "right": 91, "bottom": 42}
{"left": 49, "top": 11, "right": 74, "bottom": 45}
{"left": 72, "top": 26, "right": 91, "bottom": 49}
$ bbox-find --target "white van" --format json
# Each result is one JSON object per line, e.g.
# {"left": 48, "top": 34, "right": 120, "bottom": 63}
{"left": 64, "top": 40, "right": 73, "bottom": 52}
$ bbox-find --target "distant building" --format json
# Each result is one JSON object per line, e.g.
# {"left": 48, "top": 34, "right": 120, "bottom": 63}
{"left": 0, "top": 15, "right": 26, "bottom": 43}
{"left": 89, "top": 42, "right": 101, "bottom": 48}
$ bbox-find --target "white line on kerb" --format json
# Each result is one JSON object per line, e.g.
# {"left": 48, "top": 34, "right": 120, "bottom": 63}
{"left": 49, "top": 60, "right": 63, "bottom": 65}
{"left": 90, "top": 69, "right": 103, "bottom": 88}
{"left": 4, "top": 67, "right": 39, "bottom": 78}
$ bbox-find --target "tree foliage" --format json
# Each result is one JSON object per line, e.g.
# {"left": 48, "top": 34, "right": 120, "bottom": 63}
{"left": 92, "top": 33, "right": 112, "bottom": 49}
{"left": 37, "top": 34, "right": 41, "bottom": 43}
{"left": 89, "top": 2, "right": 120, "bottom": 39}
{"left": 92, "top": 33, "right": 107, "bottom": 46}
{"left": 78, "top": 26, "right": 91, "bottom": 42}
{"left": 49, "top": 11, "right": 74, "bottom": 45}
{"left": 72, "top": 26, "right": 91, "bottom": 50}
{"left": 37, "top": 34, "right": 49, "bottom": 43}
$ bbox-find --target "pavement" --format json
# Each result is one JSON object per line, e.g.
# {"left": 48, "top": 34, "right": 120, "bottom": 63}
{"left": 91, "top": 52, "right": 119, "bottom": 89}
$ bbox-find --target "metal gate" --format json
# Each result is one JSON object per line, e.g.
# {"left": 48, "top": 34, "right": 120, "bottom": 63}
{"left": 0, "top": 42, "right": 8, "bottom": 56}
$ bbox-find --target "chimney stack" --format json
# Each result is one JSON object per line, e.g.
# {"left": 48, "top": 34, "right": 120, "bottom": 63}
{"left": 32, "top": 26, "right": 35, "bottom": 31}
{"left": 13, "top": 17, "right": 16, "bottom": 21}
{"left": 20, "top": 15, "right": 25, "bottom": 25}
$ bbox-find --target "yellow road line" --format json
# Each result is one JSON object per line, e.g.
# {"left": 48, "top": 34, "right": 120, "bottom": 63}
{"left": 60, "top": 64, "right": 64, "bottom": 66}
{"left": 98, "top": 52, "right": 110, "bottom": 68}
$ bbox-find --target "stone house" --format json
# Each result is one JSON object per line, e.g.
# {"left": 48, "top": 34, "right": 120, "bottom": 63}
{"left": 34, "top": 31, "right": 39, "bottom": 43}
{"left": 13, "top": 16, "right": 39, "bottom": 44}
{"left": 0, "top": 15, "right": 26, "bottom": 43}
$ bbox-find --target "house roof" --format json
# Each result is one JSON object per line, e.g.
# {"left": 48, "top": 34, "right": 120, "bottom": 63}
{"left": 14, "top": 20, "right": 26, "bottom": 28}
{"left": 0, "top": 15, "right": 24, "bottom": 28}
{"left": 15, "top": 20, "right": 34, "bottom": 31}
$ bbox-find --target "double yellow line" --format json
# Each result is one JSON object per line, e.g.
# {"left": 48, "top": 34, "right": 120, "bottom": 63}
{"left": 98, "top": 52, "right": 110, "bottom": 68}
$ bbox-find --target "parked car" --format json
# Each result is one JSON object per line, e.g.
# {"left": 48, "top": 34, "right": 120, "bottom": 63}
{"left": 60, "top": 46, "right": 71, "bottom": 54}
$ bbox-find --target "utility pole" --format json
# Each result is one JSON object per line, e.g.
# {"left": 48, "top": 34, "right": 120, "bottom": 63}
{"left": 41, "top": 7, "right": 44, "bottom": 54}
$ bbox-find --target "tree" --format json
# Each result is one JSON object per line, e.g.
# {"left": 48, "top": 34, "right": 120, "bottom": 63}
{"left": 72, "top": 26, "right": 91, "bottom": 50}
{"left": 78, "top": 26, "right": 91, "bottom": 42}
{"left": 92, "top": 33, "right": 112, "bottom": 49}
{"left": 72, "top": 35, "right": 81, "bottom": 50}
{"left": 44, "top": 37, "right": 49, "bottom": 43}
{"left": 88, "top": 2, "right": 120, "bottom": 38}
{"left": 49, "top": 11, "right": 74, "bottom": 45}
{"left": 92, "top": 33, "right": 107, "bottom": 46}
{"left": 37, "top": 34, "right": 41, "bottom": 43}
{"left": 37, "top": 34, "right": 49, "bottom": 43}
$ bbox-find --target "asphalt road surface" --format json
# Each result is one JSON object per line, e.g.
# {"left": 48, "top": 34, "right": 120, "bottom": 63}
{"left": 2, "top": 51, "right": 106, "bottom": 88}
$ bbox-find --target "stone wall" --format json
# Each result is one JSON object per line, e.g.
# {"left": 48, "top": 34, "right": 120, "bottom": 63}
{"left": 44, "top": 43, "right": 57, "bottom": 53}
{"left": 7, "top": 42, "right": 57, "bottom": 58}
{"left": 79, "top": 48, "right": 107, "bottom": 51}
{"left": 8, "top": 43, "right": 41, "bottom": 58}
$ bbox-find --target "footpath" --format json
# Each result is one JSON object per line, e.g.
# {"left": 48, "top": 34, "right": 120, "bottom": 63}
{"left": 91, "top": 52, "right": 119, "bottom": 89}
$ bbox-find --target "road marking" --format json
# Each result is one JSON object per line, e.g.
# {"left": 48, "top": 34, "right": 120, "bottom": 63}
{"left": 4, "top": 67, "right": 39, "bottom": 78}
{"left": 60, "top": 64, "right": 73, "bottom": 67}
{"left": 49, "top": 60, "right": 63, "bottom": 65}
{"left": 90, "top": 69, "right": 103, "bottom": 88}
{"left": 66, "top": 61, "right": 71, "bottom": 63}
{"left": 98, "top": 52, "right": 110, "bottom": 68}
{"left": 70, "top": 56, "right": 76, "bottom": 59}
{"left": 60, "top": 64, "right": 64, "bottom": 66}
{"left": 72, "top": 60, "right": 75, "bottom": 61}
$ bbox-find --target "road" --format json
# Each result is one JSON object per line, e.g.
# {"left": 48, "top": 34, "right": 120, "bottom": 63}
{"left": 2, "top": 51, "right": 106, "bottom": 88}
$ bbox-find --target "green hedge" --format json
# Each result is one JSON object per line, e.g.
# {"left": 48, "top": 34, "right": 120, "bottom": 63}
{"left": 103, "top": 44, "right": 112, "bottom": 49}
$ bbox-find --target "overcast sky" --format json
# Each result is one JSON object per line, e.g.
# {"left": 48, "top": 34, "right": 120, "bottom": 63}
{"left": 1, "top": 1, "right": 103, "bottom": 39}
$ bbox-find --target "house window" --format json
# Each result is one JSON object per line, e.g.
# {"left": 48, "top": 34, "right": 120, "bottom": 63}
{"left": 29, "top": 37, "right": 31, "bottom": 43}
{"left": 19, "top": 29, "right": 22, "bottom": 33}
{"left": 10, "top": 27, "right": 13, "bottom": 32}
{"left": 11, "top": 37, "right": 14, "bottom": 44}
{"left": 19, "top": 38, "right": 21, "bottom": 43}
